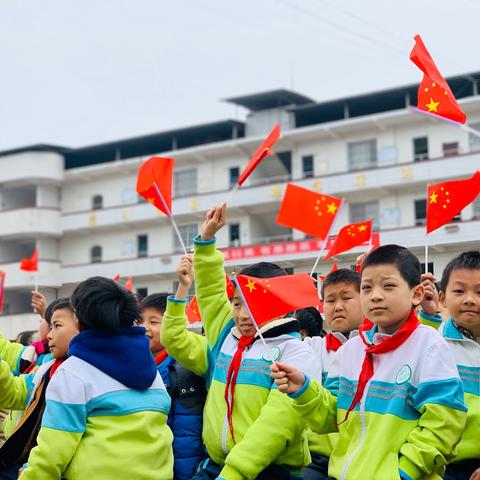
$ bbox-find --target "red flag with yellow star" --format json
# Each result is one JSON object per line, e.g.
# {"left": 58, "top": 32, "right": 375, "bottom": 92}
{"left": 19, "top": 248, "right": 39, "bottom": 272}
{"left": 324, "top": 220, "right": 372, "bottom": 260}
{"left": 276, "top": 184, "right": 342, "bottom": 239}
{"left": 410, "top": 35, "right": 466, "bottom": 124}
{"left": 234, "top": 273, "right": 319, "bottom": 326}
{"left": 237, "top": 124, "right": 281, "bottom": 187}
{"left": 426, "top": 172, "right": 480, "bottom": 233}
{"left": 125, "top": 276, "right": 134, "bottom": 292}
{"left": 136, "top": 156, "right": 175, "bottom": 216}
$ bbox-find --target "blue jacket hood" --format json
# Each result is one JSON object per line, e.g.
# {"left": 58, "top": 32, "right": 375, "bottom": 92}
{"left": 68, "top": 326, "right": 157, "bottom": 390}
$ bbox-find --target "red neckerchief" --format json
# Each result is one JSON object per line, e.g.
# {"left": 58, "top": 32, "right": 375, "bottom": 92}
{"left": 224, "top": 335, "right": 255, "bottom": 443}
{"left": 49, "top": 359, "right": 65, "bottom": 378}
{"left": 325, "top": 332, "right": 344, "bottom": 352}
{"left": 155, "top": 350, "right": 169, "bottom": 366}
{"left": 342, "top": 310, "right": 419, "bottom": 422}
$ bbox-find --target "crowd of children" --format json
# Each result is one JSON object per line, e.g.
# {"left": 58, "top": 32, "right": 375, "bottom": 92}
{"left": 0, "top": 202, "right": 478, "bottom": 479}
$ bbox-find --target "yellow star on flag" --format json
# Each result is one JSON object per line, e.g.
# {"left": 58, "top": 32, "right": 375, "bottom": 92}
{"left": 426, "top": 98, "right": 440, "bottom": 112}
{"left": 358, "top": 224, "right": 367, "bottom": 232}
{"left": 327, "top": 202, "right": 338, "bottom": 214}
{"left": 147, "top": 197, "right": 156, "bottom": 205}
{"left": 245, "top": 279, "right": 256, "bottom": 293}
{"left": 429, "top": 192, "right": 438, "bottom": 204}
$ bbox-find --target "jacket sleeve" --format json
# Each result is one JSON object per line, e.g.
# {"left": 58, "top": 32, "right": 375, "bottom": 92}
{"left": 0, "top": 330, "right": 29, "bottom": 373}
{"left": 398, "top": 340, "right": 467, "bottom": 480}
{"left": 19, "top": 368, "right": 86, "bottom": 479}
{"left": 161, "top": 297, "right": 209, "bottom": 377}
{"left": 193, "top": 236, "right": 234, "bottom": 349}
{"left": 0, "top": 359, "right": 28, "bottom": 409}
{"left": 418, "top": 310, "right": 443, "bottom": 330}
{"left": 219, "top": 388, "right": 307, "bottom": 480}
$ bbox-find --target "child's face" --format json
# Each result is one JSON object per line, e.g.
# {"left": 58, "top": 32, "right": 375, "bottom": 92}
{"left": 323, "top": 282, "right": 363, "bottom": 334}
{"left": 361, "top": 264, "right": 424, "bottom": 334}
{"left": 47, "top": 309, "right": 79, "bottom": 359}
{"left": 138, "top": 308, "right": 165, "bottom": 356}
{"left": 232, "top": 293, "right": 256, "bottom": 337}
{"left": 440, "top": 269, "right": 480, "bottom": 337}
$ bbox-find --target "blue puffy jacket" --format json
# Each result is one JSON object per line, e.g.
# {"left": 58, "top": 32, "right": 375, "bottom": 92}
{"left": 158, "top": 355, "right": 206, "bottom": 480}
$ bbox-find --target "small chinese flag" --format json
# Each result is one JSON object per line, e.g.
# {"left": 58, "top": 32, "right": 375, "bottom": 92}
{"left": 426, "top": 172, "right": 480, "bottom": 233}
{"left": 20, "top": 248, "right": 39, "bottom": 272}
{"left": 186, "top": 296, "right": 202, "bottom": 324}
{"left": 113, "top": 274, "right": 121, "bottom": 282}
{"left": 276, "top": 184, "right": 342, "bottom": 239}
{"left": 125, "top": 277, "right": 134, "bottom": 292}
{"left": 136, "top": 156, "right": 175, "bottom": 216}
{"left": 0, "top": 271, "right": 5, "bottom": 314}
{"left": 410, "top": 35, "right": 466, "bottom": 124}
{"left": 319, "top": 261, "right": 338, "bottom": 281}
{"left": 324, "top": 220, "right": 372, "bottom": 260}
{"left": 234, "top": 273, "right": 319, "bottom": 326}
{"left": 237, "top": 124, "right": 281, "bottom": 187}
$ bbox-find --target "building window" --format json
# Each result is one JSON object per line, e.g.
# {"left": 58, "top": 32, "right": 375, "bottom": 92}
{"left": 349, "top": 201, "right": 379, "bottom": 230}
{"left": 90, "top": 245, "right": 102, "bottom": 263}
{"left": 302, "top": 155, "right": 314, "bottom": 178}
{"left": 174, "top": 224, "right": 198, "bottom": 253}
{"left": 473, "top": 198, "right": 480, "bottom": 219}
{"left": 136, "top": 287, "right": 148, "bottom": 300}
{"left": 92, "top": 195, "right": 103, "bottom": 210}
{"left": 347, "top": 140, "right": 377, "bottom": 171}
{"left": 414, "top": 199, "right": 427, "bottom": 226}
{"left": 442, "top": 142, "right": 459, "bottom": 157}
{"left": 229, "top": 167, "right": 240, "bottom": 187}
{"left": 469, "top": 123, "right": 480, "bottom": 152}
{"left": 229, "top": 224, "right": 240, "bottom": 247}
{"left": 174, "top": 169, "right": 197, "bottom": 197}
{"left": 420, "top": 262, "right": 434, "bottom": 275}
{"left": 413, "top": 137, "right": 428, "bottom": 162}
{"left": 137, "top": 234, "right": 148, "bottom": 258}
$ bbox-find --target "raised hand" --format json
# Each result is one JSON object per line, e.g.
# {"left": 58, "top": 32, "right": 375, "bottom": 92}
{"left": 270, "top": 362, "right": 306, "bottom": 395}
{"left": 420, "top": 272, "right": 439, "bottom": 317}
{"left": 175, "top": 254, "right": 194, "bottom": 300}
{"left": 31, "top": 291, "right": 46, "bottom": 318}
{"left": 200, "top": 203, "right": 227, "bottom": 241}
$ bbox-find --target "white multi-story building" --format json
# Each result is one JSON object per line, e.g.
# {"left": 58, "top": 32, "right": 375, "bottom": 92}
{"left": 2, "top": 74, "right": 480, "bottom": 338}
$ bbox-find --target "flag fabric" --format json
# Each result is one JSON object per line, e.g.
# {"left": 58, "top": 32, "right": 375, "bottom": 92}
{"left": 324, "top": 220, "right": 372, "bottom": 260}
{"left": 410, "top": 35, "right": 466, "bottom": 124}
{"left": 0, "top": 271, "right": 5, "bottom": 314}
{"left": 426, "top": 172, "right": 480, "bottom": 233}
{"left": 237, "top": 124, "right": 281, "bottom": 186}
{"left": 125, "top": 277, "right": 134, "bottom": 292}
{"left": 136, "top": 156, "right": 175, "bottom": 216}
{"left": 319, "top": 261, "right": 338, "bottom": 281}
{"left": 276, "top": 184, "right": 342, "bottom": 239}
{"left": 20, "top": 248, "right": 39, "bottom": 272}
{"left": 113, "top": 274, "right": 121, "bottom": 282}
{"left": 234, "top": 273, "right": 319, "bottom": 326}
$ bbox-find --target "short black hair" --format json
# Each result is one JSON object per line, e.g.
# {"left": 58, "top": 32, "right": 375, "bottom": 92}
{"left": 361, "top": 244, "right": 420, "bottom": 288}
{"left": 16, "top": 330, "right": 37, "bottom": 346}
{"left": 44, "top": 297, "right": 72, "bottom": 326}
{"left": 140, "top": 293, "right": 172, "bottom": 314}
{"left": 297, "top": 307, "right": 323, "bottom": 337}
{"left": 321, "top": 269, "right": 360, "bottom": 298}
{"left": 441, "top": 250, "right": 480, "bottom": 292}
{"left": 71, "top": 276, "right": 139, "bottom": 331}
{"left": 239, "top": 262, "right": 288, "bottom": 278}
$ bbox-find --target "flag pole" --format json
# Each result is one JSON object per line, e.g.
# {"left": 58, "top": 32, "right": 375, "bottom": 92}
{"left": 309, "top": 199, "right": 345, "bottom": 277}
{"left": 224, "top": 183, "right": 238, "bottom": 205}
{"left": 424, "top": 236, "right": 429, "bottom": 275}
{"left": 232, "top": 276, "right": 270, "bottom": 352}
{"left": 152, "top": 182, "right": 188, "bottom": 255}
{"left": 459, "top": 123, "right": 480, "bottom": 140}
{"left": 34, "top": 273, "right": 38, "bottom": 293}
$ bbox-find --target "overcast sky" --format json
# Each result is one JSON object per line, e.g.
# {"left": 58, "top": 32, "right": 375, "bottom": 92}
{"left": 0, "top": 0, "right": 478, "bottom": 150}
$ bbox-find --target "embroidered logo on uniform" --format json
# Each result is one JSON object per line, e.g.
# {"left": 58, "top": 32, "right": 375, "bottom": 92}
{"left": 262, "top": 347, "right": 281, "bottom": 363}
{"left": 395, "top": 364, "right": 412, "bottom": 384}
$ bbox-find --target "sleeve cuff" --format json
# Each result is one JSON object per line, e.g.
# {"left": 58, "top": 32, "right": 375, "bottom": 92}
{"left": 398, "top": 456, "right": 423, "bottom": 480}
{"left": 193, "top": 234, "right": 216, "bottom": 246}
{"left": 418, "top": 310, "right": 442, "bottom": 329}
{"left": 290, "top": 378, "right": 321, "bottom": 406}
{"left": 288, "top": 374, "right": 310, "bottom": 399}
{"left": 218, "top": 464, "right": 245, "bottom": 480}
{"left": 166, "top": 297, "right": 188, "bottom": 316}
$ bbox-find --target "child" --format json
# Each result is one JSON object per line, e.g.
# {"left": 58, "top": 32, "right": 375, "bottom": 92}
{"left": 272, "top": 244, "right": 467, "bottom": 480}
{"left": 139, "top": 292, "right": 206, "bottom": 480}
{"left": 302, "top": 269, "right": 363, "bottom": 480}
{"left": 437, "top": 251, "right": 480, "bottom": 480}
{"left": 0, "top": 298, "right": 77, "bottom": 475}
{"left": 164, "top": 203, "right": 320, "bottom": 480}
{"left": 19, "top": 277, "right": 173, "bottom": 480}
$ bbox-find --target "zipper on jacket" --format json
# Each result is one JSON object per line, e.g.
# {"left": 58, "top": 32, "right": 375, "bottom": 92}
{"left": 340, "top": 379, "right": 371, "bottom": 480}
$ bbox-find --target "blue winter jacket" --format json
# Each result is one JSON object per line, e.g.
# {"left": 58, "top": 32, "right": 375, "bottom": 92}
{"left": 158, "top": 355, "right": 206, "bottom": 480}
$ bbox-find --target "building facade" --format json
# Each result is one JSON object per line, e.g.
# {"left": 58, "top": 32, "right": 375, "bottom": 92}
{"left": 1, "top": 74, "right": 480, "bottom": 338}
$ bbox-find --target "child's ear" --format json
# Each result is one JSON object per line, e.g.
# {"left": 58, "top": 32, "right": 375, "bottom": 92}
{"left": 439, "top": 290, "right": 447, "bottom": 309}
{"left": 412, "top": 283, "right": 424, "bottom": 307}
